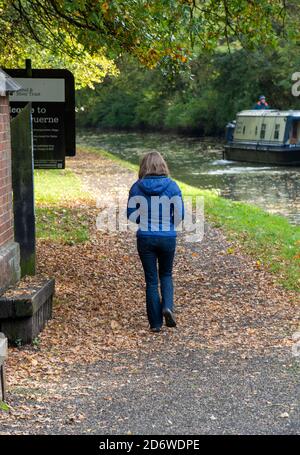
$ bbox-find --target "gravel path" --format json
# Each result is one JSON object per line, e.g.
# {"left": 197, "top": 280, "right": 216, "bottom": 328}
{"left": 2, "top": 349, "right": 300, "bottom": 435}
{"left": 0, "top": 149, "right": 299, "bottom": 435}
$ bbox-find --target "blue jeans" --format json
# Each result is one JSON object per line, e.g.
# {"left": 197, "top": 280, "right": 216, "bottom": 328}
{"left": 137, "top": 236, "right": 176, "bottom": 329}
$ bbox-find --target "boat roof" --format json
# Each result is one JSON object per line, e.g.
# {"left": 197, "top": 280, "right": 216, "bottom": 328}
{"left": 237, "top": 109, "right": 300, "bottom": 118}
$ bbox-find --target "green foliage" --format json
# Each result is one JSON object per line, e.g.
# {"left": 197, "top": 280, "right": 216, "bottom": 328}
{"left": 0, "top": 0, "right": 286, "bottom": 86}
{"left": 76, "top": 41, "right": 300, "bottom": 134}
{"left": 0, "top": 401, "right": 10, "bottom": 412}
{"left": 32, "top": 337, "right": 41, "bottom": 348}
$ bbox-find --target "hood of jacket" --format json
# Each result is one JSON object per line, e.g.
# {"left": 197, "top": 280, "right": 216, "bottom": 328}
{"left": 138, "top": 176, "right": 172, "bottom": 196}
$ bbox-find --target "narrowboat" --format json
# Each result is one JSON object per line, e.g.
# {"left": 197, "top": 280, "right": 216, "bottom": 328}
{"left": 224, "top": 110, "right": 300, "bottom": 165}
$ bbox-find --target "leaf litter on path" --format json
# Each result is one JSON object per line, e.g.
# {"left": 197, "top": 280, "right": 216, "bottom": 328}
{"left": 1, "top": 149, "right": 299, "bottom": 430}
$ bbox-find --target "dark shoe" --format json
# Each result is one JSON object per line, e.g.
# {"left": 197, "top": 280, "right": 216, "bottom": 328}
{"left": 163, "top": 308, "right": 176, "bottom": 327}
{"left": 150, "top": 327, "right": 161, "bottom": 333}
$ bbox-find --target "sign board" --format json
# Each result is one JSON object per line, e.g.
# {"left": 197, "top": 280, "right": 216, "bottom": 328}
{"left": 6, "top": 69, "right": 75, "bottom": 169}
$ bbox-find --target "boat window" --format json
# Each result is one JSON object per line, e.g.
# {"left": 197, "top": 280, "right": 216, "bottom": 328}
{"left": 274, "top": 124, "right": 280, "bottom": 140}
{"left": 260, "top": 123, "right": 266, "bottom": 139}
{"left": 290, "top": 121, "right": 299, "bottom": 144}
{"left": 243, "top": 126, "right": 246, "bottom": 135}
{"left": 255, "top": 126, "right": 258, "bottom": 136}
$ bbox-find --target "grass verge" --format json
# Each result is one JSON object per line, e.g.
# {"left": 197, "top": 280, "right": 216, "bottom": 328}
{"left": 34, "top": 169, "right": 92, "bottom": 243}
{"left": 80, "top": 145, "right": 300, "bottom": 292}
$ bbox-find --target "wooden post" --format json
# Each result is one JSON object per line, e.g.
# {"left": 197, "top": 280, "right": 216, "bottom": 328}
{"left": 0, "top": 365, "right": 6, "bottom": 402}
{"left": 25, "top": 58, "right": 32, "bottom": 78}
{"left": 11, "top": 103, "right": 36, "bottom": 276}
{"left": 0, "top": 333, "right": 7, "bottom": 401}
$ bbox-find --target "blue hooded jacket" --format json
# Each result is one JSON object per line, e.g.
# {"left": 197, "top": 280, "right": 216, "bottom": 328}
{"left": 127, "top": 175, "right": 184, "bottom": 237}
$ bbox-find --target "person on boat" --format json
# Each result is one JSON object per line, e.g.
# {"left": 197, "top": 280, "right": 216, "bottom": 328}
{"left": 254, "top": 95, "right": 270, "bottom": 110}
{"left": 225, "top": 120, "right": 236, "bottom": 141}
{"left": 127, "top": 151, "right": 184, "bottom": 333}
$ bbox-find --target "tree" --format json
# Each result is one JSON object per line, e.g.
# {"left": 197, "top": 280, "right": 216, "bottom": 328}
{"left": 0, "top": 1, "right": 286, "bottom": 88}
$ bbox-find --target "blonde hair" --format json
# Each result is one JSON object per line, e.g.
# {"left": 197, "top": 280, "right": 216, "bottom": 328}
{"left": 138, "top": 151, "right": 169, "bottom": 179}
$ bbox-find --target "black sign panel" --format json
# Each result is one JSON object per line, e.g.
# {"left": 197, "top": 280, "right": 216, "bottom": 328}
{"left": 6, "top": 69, "right": 75, "bottom": 169}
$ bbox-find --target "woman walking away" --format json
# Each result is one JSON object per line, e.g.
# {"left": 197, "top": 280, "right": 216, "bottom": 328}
{"left": 127, "top": 151, "right": 184, "bottom": 333}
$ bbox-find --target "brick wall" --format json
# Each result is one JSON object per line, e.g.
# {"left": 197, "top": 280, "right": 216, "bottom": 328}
{"left": 0, "top": 94, "right": 20, "bottom": 293}
{"left": 0, "top": 95, "right": 13, "bottom": 248}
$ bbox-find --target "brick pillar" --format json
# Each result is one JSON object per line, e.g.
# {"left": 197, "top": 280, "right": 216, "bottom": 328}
{"left": 0, "top": 94, "right": 20, "bottom": 294}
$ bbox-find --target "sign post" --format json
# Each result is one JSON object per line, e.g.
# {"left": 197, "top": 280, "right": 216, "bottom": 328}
{"left": 0, "top": 333, "right": 8, "bottom": 401}
{"left": 11, "top": 103, "right": 36, "bottom": 276}
{"left": 6, "top": 62, "right": 75, "bottom": 169}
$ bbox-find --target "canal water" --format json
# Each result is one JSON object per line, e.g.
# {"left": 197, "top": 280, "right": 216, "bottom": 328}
{"left": 77, "top": 131, "right": 300, "bottom": 225}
